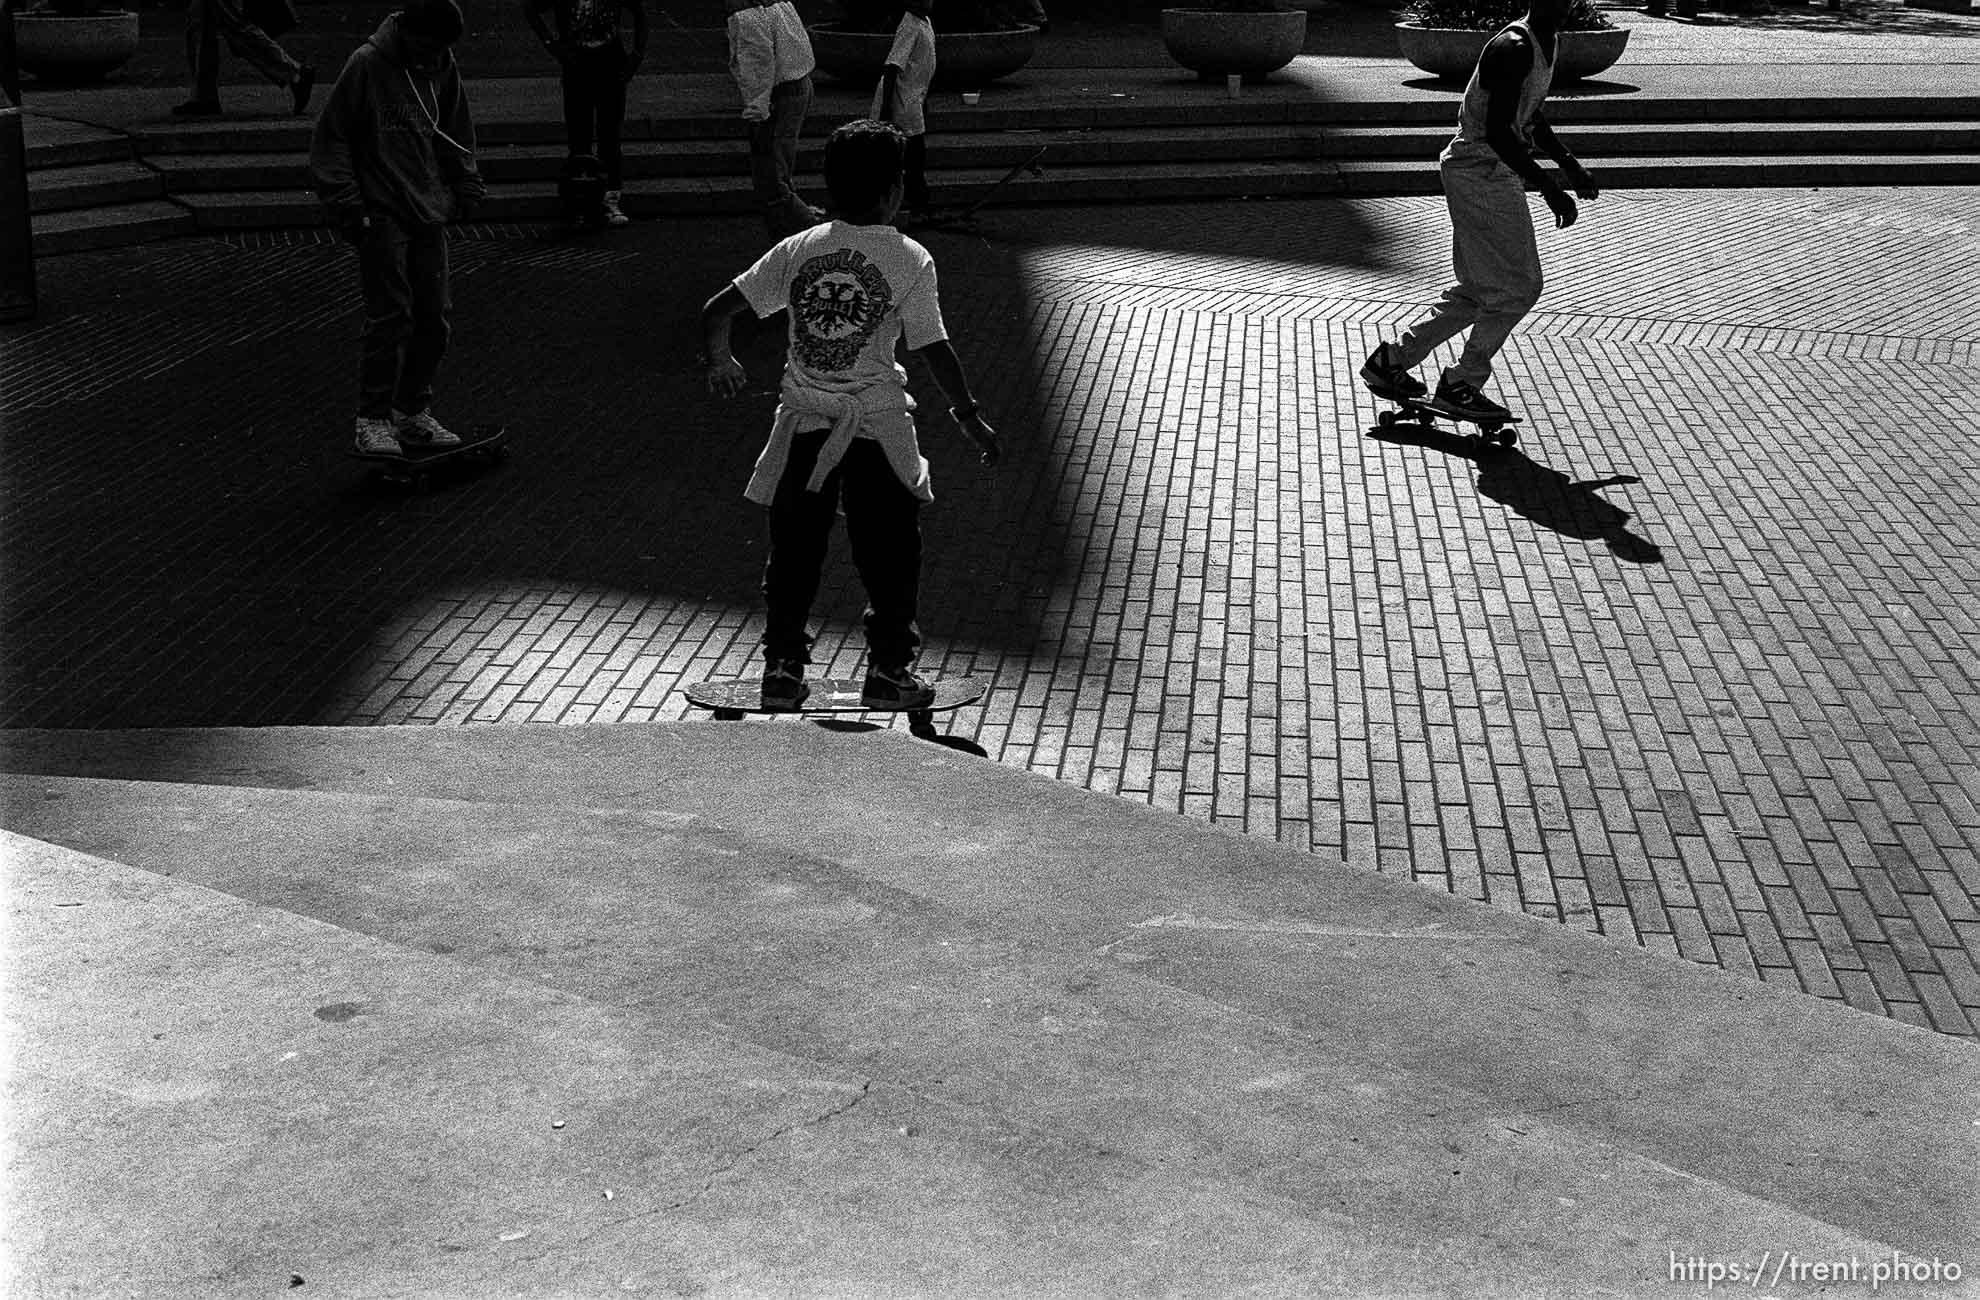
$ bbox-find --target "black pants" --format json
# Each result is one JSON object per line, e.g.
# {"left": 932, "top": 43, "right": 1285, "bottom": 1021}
{"left": 561, "top": 42, "right": 627, "bottom": 189}
{"left": 763, "top": 431, "right": 922, "bottom": 670}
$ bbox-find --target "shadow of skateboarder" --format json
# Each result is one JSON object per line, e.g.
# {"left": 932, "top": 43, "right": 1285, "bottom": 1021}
{"left": 1368, "top": 421, "right": 1663, "bottom": 564}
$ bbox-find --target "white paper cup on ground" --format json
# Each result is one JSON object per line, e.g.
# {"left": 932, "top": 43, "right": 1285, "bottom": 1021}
{"left": 962, "top": 91, "right": 981, "bottom": 105}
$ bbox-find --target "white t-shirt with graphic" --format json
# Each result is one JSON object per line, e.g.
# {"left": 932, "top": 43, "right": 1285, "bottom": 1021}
{"left": 734, "top": 219, "right": 948, "bottom": 396}
{"left": 868, "top": 13, "right": 936, "bottom": 137}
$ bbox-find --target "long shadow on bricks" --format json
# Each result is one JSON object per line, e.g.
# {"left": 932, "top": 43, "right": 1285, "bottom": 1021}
{"left": 1367, "top": 419, "right": 1665, "bottom": 564}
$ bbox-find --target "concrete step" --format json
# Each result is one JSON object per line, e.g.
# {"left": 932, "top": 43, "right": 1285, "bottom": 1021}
{"left": 4, "top": 831, "right": 914, "bottom": 1299}
{"left": 110, "top": 86, "right": 1980, "bottom": 163}
{"left": 27, "top": 198, "right": 196, "bottom": 255}
{"left": 25, "top": 159, "right": 166, "bottom": 215}
{"left": 116, "top": 151, "right": 1980, "bottom": 237}
{"left": 1, "top": 737, "right": 1971, "bottom": 1295}
{"left": 21, "top": 115, "right": 132, "bottom": 169}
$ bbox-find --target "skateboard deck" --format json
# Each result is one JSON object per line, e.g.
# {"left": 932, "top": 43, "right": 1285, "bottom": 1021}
{"left": 349, "top": 423, "right": 508, "bottom": 487}
{"left": 909, "top": 145, "right": 1046, "bottom": 233}
{"left": 683, "top": 674, "right": 987, "bottom": 738}
{"left": 1377, "top": 394, "right": 1521, "bottom": 447}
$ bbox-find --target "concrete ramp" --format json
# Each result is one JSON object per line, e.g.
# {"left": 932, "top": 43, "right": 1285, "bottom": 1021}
{"left": 2, "top": 722, "right": 1975, "bottom": 1297}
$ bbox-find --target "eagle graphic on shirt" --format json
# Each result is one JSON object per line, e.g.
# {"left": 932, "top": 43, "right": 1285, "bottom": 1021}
{"left": 790, "top": 248, "right": 893, "bottom": 373}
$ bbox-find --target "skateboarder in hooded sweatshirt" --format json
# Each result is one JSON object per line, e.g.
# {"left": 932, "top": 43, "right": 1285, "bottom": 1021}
{"left": 310, "top": 0, "right": 486, "bottom": 458}
{"left": 1359, "top": 0, "right": 1598, "bottom": 423}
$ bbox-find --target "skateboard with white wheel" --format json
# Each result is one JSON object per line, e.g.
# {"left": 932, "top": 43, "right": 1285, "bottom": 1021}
{"left": 349, "top": 423, "right": 508, "bottom": 489}
{"left": 682, "top": 674, "right": 986, "bottom": 740}
{"left": 1377, "top": 394, "right": 1521, "bottom": 449}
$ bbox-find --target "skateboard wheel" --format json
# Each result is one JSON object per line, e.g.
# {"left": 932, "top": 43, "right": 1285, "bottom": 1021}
{"left": 1378, "top": 410, "right": 1396, "bottom": 429}
{"left": 1498, "top": 428, "right": 1519, "bottom": 447}
{"left": 712, "top": 708, "right": 745, "bottom": 721}
{"left": 908, "top": 709, "right": 936, "bottom": 738}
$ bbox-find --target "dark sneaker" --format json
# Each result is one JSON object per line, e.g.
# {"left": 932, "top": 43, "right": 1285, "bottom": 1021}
{"left": 862, "top": 665, "right": 935, "bottom": 710}
{"left": 291, "top": 63, "right": 316, "bottom": 116}
{"left": 1431, "top": 378, "right": 1513, "bottom": 422}
{"left": 762, "top": 659, "right": 808, "bottom": 709}
{"left": 170, "top": 99, "right": 223, "bottom": 117}
{"left": 1360, "top": 341, "right": 1427, "bottom": 401}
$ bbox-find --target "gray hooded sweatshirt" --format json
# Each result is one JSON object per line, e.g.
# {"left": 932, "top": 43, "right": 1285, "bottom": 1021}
{"left": 310, "top": 15, "right": 484, "bottom": 226}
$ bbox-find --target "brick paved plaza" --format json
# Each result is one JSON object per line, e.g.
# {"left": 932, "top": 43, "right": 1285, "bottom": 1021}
{"left": 3, "top": 186, "right": 1976, "bottom": 1040}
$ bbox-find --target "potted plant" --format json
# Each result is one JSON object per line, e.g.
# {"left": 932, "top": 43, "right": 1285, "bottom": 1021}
{"left": 11, "top": 0, "right": 140, "bottom": 83}
{"left": 1396, "top": 0, "right": 1629, "bottom": 82}
{"left": 1160, "top": 0, "right": 1307, "bottom": 82}
{"left": 809, "top": 0, "right": 1043, "bottom": 91}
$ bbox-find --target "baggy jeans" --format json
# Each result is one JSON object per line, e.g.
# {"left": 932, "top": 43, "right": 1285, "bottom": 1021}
{"left": 186, "top": 0, "right": 301, "bottom": 100}
{"left": 1394, "top": 154, "right": 1544, "bottom": 389}
{"left": 561, "top": 42, "right": 629, "bottom": 190}
{"left": 762, "top": 430, "right": 923, "bottom": 670}
{"left": 354, "top": 218, "right": 451, "bottom": 420}
{"left": 747, "top": 74, "right": 815, "bottom": 237}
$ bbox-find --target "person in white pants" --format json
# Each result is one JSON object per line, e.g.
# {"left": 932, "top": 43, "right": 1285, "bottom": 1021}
{"left": 1360, "top": 0, "right": 1599, "bottom": 422}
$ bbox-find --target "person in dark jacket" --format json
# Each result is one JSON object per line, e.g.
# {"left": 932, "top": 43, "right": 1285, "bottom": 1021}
{"left": 310, "top": 0, "right": 487, "bottom": 457}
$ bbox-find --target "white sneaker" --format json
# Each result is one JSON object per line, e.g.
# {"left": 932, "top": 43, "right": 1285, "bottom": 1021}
{"left": 393, "top": 408, "right": 461, "bottom": 447}
{"left": 602, "top": 190, "right": 630, "bottom": 227}
{"left": 354, "top": 416, "right": 402, "bottom": 456}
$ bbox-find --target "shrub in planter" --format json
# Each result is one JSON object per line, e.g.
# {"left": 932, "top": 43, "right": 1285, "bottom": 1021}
{"left": 1396, "top": 0, "right": 1628, "bottom": 81}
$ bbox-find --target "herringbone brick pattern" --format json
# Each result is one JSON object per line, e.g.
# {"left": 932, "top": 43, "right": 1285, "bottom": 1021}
{"left": 3, "top": 188, "right": 1975, "bottom": 1037}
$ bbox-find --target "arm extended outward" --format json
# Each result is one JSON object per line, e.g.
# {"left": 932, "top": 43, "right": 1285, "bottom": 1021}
{"left": 913, "top": 338, "right": 1000, "bottom": 466}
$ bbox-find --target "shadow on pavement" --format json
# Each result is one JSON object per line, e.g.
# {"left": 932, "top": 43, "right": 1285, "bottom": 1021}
{"left": 1366, "top": 419, "right": 1665, "bottom": 564}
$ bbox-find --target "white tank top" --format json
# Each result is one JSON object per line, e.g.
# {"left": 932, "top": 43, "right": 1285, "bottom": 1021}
{"left": 1443, "top": 21, "right": 1555, "bottom": 164}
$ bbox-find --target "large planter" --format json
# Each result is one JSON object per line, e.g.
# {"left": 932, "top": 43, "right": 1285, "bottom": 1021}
{"left": 13, "top": 9, "right": 140, "bottom": 84}
{"left": 1394, "top": 23, "right": 1630, "bottom": 82}
{"left": 1160, "top": 8, "right": 1308, "bottom": 80}
{"left": 807, "top": 22, "right": 1041, "bottom": 91}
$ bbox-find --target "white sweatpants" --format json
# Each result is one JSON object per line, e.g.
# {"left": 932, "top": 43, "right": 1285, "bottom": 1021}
{"left": 1396, "top": 153, "right": 1544, "bottom": 389}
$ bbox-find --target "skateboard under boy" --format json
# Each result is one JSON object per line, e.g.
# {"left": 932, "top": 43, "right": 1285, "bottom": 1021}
{"left": 682, "top": 674, "right": 987, "bottom": 740}
{"left": 559, "top": 153, "right": 608, "bottom": 229}
{"left": 1376, "top": 393, "right": 1521, "bottom": 449}
{"left": 908, "top": 145, "right": 1046, "bottom": 233}
{"left": 349, "top": 423, "right": 509, "bottom": 489}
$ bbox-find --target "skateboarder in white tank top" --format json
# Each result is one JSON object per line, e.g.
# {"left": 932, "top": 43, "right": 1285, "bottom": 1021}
{"left": 1360, "top": 0, "right": 1599, "bottom": 422}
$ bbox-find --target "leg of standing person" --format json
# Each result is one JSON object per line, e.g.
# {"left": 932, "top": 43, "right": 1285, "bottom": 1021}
{"left": 767, "top": 74, "right": 816, "bottom": 233}
{"left": 174, "top": 0, "right": 223, "bottom": 114}
{"left": 596, "top": 43, "right": 630, "bottom": 222}
{"left": 762, "top": 429, "right": 842, "bottom": 668}
{"left": 353, "top": 218, "right": 415, "bottom": 449}
{"left": 901, "top": 132, "right": 929, "bottom": 213}
{"left": 561, "top": 48, "right": 596, "bottom": 171}
{"left": 839, "top": 440, "right": 923, "bottom": 674}
{"left": 390, "top": 222, "right": 453, "bottom": 428}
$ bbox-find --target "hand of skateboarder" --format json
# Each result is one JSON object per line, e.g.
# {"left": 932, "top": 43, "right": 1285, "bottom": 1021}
{"left": 702, "top": 350, "right": 748, "bottom": 397}
{"left": 957, "top": 410, "right": 1001, "bottom": 467}
{"left": 1543, "top": 186, "right": 1578, "bottom": 229}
